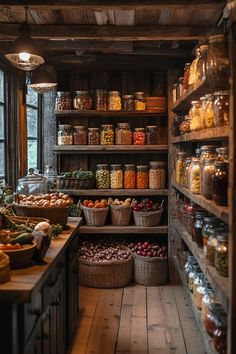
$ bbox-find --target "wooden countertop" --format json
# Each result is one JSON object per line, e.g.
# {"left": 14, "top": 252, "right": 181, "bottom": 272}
{"left": 0, "top": 217, "right": 82, "bottom": 303}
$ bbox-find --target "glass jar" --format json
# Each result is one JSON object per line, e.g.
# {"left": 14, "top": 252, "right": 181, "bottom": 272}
{"left": 204, "top": 94, "right": 215, "bottom": 128}
{"left": 133, "top": 128, "right": 146, "bottom": 145}
{"left": 16, "top": 168, "right": 47, "bottom": 195}
{"left": 189, "top": 157, "right": 201, "bottom": 194}
{"left": 185, "top": 158, "right": 192, "bottom": 189}
{"left": 172, "top": 83, "right": 178, "bottom": 102}
{"left": 171, "top": 116, "right": 183, "bottom": 137}
{"left": 201, "top": 157, "right": 215, "bottom": 199}
{"left": 212, "top": 161, "right": 228, "bottom": 206}
{"left": 110, "top": 164, "right": 123, "bottom": 189}
{"left": 188, "top": 265, "right": 201, "bottom": 292}
{"left": 207, "top": 34, "right": 229, "bottom": 90}
{"left": 88, "top": 128, "right": 100, "bottom": 145}
{"left": 184, "top": 255, "right": 198, "bottom": 282}
{"left": 195, "top": 148, "right": 201, "bottom": 158}
{"left": 95, "top": 89, "right": 107, "bottom": 111}
{"left": 176, "top": 152, "right": 187, "bottom": 186}
{"left": 73, "top": 126, "right": 87, "bottom": 145}
{"left": 189, "top": 100, "right": 201, "bottom": 131}
{"left": 195, "top": 283, "right": 208, "bottom": 310}
{"left": 136, "top": 165, "right": 149, "bottom": 189}
{"left": 199, "top": 145, "right": 217, "bottom": 166}
{"left": 205, "top": 303, "right": 225, "bottom": 338}
{"left": 95, "top": 164, "right": 110, "bottom": 189}
{"left": 149, "top": 161, "right": 166, "bottom": 189}
{"left": 215, "top": 232, "right": 228, "bottom": 277}
{"left": 188, "top": 48, "right": 201, "bottom": 86}
{"left": 73, "top": 91, "right": 92, "bottom": 110}
{"left": 122, "top": 95, "right": 134, "bottom": 110}
{"left": 199, "top": 96, "right": 206, "bottom": 130}
{"left": 185, "top": 203, "right": 196, "bottom": 236}
{"left": 215, "top": 147, "right": 228, "bottom": 163}
{"left": 55, "top": 91, "right": 72, "bottom": 111}
{"left": 214, "top": 91, "right": 229, "bottom": 127}
{"left": 207, "top": 229, "right": 218, "bottom": 265}
{"left": 108, "top": 91, "right": 122, "bottom": 111}
{"left": 199, "top": 44, "right": 209, "bottom": 82}
{"left": 183, "top": 63, "right": 191, "bottom": 91}
{"left": 100, "top": 124, "right": 114, "bottom": 145}
{"left": 201, "top": 289, "right": 215, "bottom": 322}
{"left": 44, "top": 165, "right": 57, "bottom": 191}
{"left": 179, "top": 116, "right": 191, "bottom": 135}
{"left": 193, "top": 273, "right": 205, "bottom": 299}
{"left": 146, "top": 126, "right": 159, "bottom": 145}
{"left": 177, "top": 77, "right": 184, "bottom": 98}
{"left": 134, "top": 92, "right": 146, "bottom": 110}
{"left": 194, "top": 210, "right": 208, "bottom": 247}
{"left": 57, "top": 124, "right": 73, "bottom": 145}
{"left": 213, "top": 312, "right": 227, "bottom": 354}
{"left": 124, "top": 164, "right": 136, "bottom": 189}
{"left": 115, "top": 123, "right": 132, "bottom": 145}
{"left": 202, "top": 217, "right": 222, "bottom": 255}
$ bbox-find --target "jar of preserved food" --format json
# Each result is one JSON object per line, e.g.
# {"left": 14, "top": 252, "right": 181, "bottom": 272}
{"left": 73, "top": 126, "right": 87, "bottom": 145}
{"left": 133, "top": 128, "right": 145, "bottom": 145}
{"left": 55, "top": 91, "right": 72, "bottom": 111}
{"left": 195, "top": 283, "right": 208, "bottom": 310}
{"left": 184, "top": 255, "right": 198, "bottom": 282}
{"left": 189, "top": 157, "right": 201, "bottom": 194}
{"left": 100, "top": 124, "right": 114, "bottom": 145}
{"left": 199, "top": 44, "right": 209, "bottom": 82}
{"left": 124, "top": 164, "right": 136, "bottom": 189}
{"left": 201, "top": 157, "right": 215, "bottom": 199}
{"left": 122, "top": 94, "right": 134, "bottom": 110}
{"left": 177, "top": 77, "right": 184, "bottom": 98}
{"left": 110, "top": 164, "right": 123, "bottom": 189}
{"left": 179, "top": 116, "right": 191, "bottom": 135}
{"left": 95, "top": 164, "right": 110, "bottom": 189}
{"left": 183, "top": 63, "right": 191, "bottom": 91}
{"left": 185, "top": 203, "right": 196, "bottom": 236}
{"left": 206, "top": 228, "right": 218, "bottom": 265}
{"left": 194, "top": 210, "right": 208, "bottom": 247}
{"left": 136, "top": 165, "right": 149, "bottom": 189}
{"left": 207, "top": 34, "right": 229, "bottom": 90}
{"left": 176, "top": 152, "right": 187, "bottom": 186}
{"left": 201, "top": 289, "right": 216, "bottom": 322}
{"left": 57, "top": 124, "right": 73, "bottom": 145}
{"left": 115, "top": 123, "right": 132, "bottom": 145}
{"left": 172, "top": 83, "right": 178, "bottom": 102}
{"left": 73, "top": 91, "right": 92, "bottom": 110}
{"left": 215, "top": 147, "right": 228, "bottom": 163}
{"left": 215, "top": 232, "right": 228, "bottom": 277}
{"left": 108, "top": 91, "right": 122, "bottom": 111}
{"left": 188, "top": 48, "right": 201, "bottom": 86}
{"left": 205, "top": 303, "right": 225, "bottom": 338}
{"left": 214, "top": 91, "right": 229, "bottom": 127}
{"left": 212, "top": 161, "right": 228, "bottom": 206}
{"left": 149, "top": 161, "right": 166, "bottom": 189}
{"left": 146, "top": 126, "right": 159, "bottom": 145}
{"left": 88, "top": 128, "right": 100, "bottom": 145}
{"left": 199, "top": 96, "right": 206, "bottom": 130}
{"left": 213, "top": 311, "right": 227, "bottom": 354}
{"left": 95, "top": 89, "right": 107, "bottom": 111}
{"left": 189, "top": 100, "right": 201, "bottom": 131}
{"left": 199, "top": 145, "right": 217, "bottom": 166}
{"left": 202, "top": 217, "right": 223, "bottom": 255}
{"left": 185, "top": 157, "right": 192, "bottom": 188}
{"left": 171, "top": 116, "right": 183, "bottom": 137}
{"left": 188, "top": 265, "right": 201, "bottom": 292}
{"left": 134, "top": 92, "right": 146, "bottom": 110}
{"left": 204, "top": 94, "right": 215, "bottom": 128}
{"left": 193, "top": 272, "right": 205, "bottom": 299}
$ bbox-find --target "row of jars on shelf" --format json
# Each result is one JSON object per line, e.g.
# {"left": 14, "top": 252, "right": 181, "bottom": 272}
{"left": 172, "top": 33, "right": 229, "bottom": 101}
{"left": 95, "top": 162, "right": 166, "bottom": 189}
{"left": 182, "top": 253, "right": 227, "bottom": 354}
{"left": 176, "top": 146, "right": 228, "bottom": 206}
{"left": 55, "top": 90, "right": 147, "bottom": 111}
{"left": 57, "top": 123, "right": 159, "bottom": 146}
{"left": 172, "top": 90, "right": 229, "bottom": 137}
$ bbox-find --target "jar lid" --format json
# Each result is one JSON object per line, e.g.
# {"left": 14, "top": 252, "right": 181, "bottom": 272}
{"left": 134, "top": 91, "right": 145, "bottom": 95}
{"left": 117, "top": 123, "right": 130, "bottom": 128}
{"left": 108, "top": 91, "right": 120, "bottom": 95}
{"left": 137, "top": 165, "right": 148, "bottom": 169}
{"left": 204, "top": 157, "right": 215, "bottom": 163}
{"left": 74, "top": 90, "right": 90, "bottom": 95}
{"left": 110, "top": 164, "right": 122, "bottom": 168}
{"left": 57, "top": 91, "right": 70, "bottom": 96}
{"left": 146, "top": 125, "right": 158, "bottom": 129}
{"left": 191, "top": 100, "right": 199, "bottom": 104}
{"left": 88, "top": 127, "right": 99, "bottom": 131}
{"left": 97, "top": 164, "right": 108, "bottom": 167}
{"left": 184, "top": 63, "right": 191, "bottom": 67}
{"left": 124, "top": 164, "right": 136, "bottom": 167}
{"left": 214, "top": 90, "right": 229, "bottom": 95}
{"left": 58, "top": 124, "right": 72, "bottom": 129}
{"left": 17, "top": 168, "right": 47, "bottom": 185}
{"left": 216, "top": 147, "right": 228, "bottom": 154}
{"left": 134, "top": 128, "right": 145, "bottom": 132}
{"left": 122, "top": 94, "right": 133, "bottom": 99}
{"left": 74, "top": 125, "right": 85, "bottom": 129}
{"left": 200, "top": 145, "right": 217, "bottom": 152}
{"left": 195, "top": 210, "right": 208, "bottom": 217}
{"left": 200, "top": 96, "right": 206, "bottom": 101}
{"left": 101, "top": 124, "right": 113, "bottom": 128}
{"left": 149, "top": 161, "right": 166, "bottom": 167}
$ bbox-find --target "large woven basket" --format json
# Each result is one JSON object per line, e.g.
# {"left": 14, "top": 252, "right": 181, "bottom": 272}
{"left": 0, "top": 252, "right": 10, "bottom": 283}
{"left": 133, "top": 253, "right": 167, "bottom": 286}
{"left": 3, "top": 242, "right": 36, "bottom": 269}
{"left": 133, "top": 207, "right": 163, "bottom": 227}
{"left": 110, "top": 205, "right": 132, "bottom": 226}
{"left": 56, "top": 176, "right": 94, "bottom": 189}
{"left": 81, "top": 205, "right": 109, "bottom": 227}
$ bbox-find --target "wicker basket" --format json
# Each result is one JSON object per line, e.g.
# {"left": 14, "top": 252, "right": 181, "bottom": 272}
{"left": 4, "top": 242, "right": 36, "bottom": 269}
{"left": 133, "top": 207, "right": 163, "bottom": 227}
{"left": 133, "top": 253, "right": 167, "bottom": 286}
{"left": 79, "top": 246, "right": 133, "bottom": 288}
{"left": 110, "top": 205, "right": 132, "bottom": 226}
{"left": 56, "top": 176, "right": 94, "bottom": 189}
{"left": 81, "top": 205, "right": 109, "bottom": 227}
{"left": 0, "top": 252, "right": 10, "bottom": 283}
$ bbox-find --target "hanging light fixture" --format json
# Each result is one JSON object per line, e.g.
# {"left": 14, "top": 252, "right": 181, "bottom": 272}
{"left": 28, "top": 67, "right": 57, "bottom": 94}
{"left": 5, "top": 7, "right": 44, "bottom": 71}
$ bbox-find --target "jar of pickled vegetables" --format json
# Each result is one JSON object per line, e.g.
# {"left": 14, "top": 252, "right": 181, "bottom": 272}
{"left": 213, "top": 311, "right": 227, "bottom": 354}
{"left": 73, "top": 126, "right": 87, "bottom": 145}
{"left": 179, "top": 116, "right": 191, "bottom": 135}
{"left": 189, "top": 100, "right": 201, "bottom": 131}
{"left": 205, "top": 303, "right": 225, "bottom": 338}
{"left": 176, "top": 152, "right": 187, "bottom": 186}
{"left": 136, "top": 165, "right": 149, "bottom": 189}
{"left": 57, "top": 124, "right": 73, "bottom": 145}
{"left": 195, "top": 283, "right": 208, "bottom": 310}
{"left": 115, "top": 123, "right": 132, "bottom": 145}
{"left": 189, "top": 158, "right": 201, "bottom": 194}
{"left": 193, "top": 272, "right": 205, "bottom": 299}
{"left": 206, "top": 228, "right": 218, "bottom": 266}
{"left": 201, "top": 289, "right": 215, "bottom": 322}
{"left": 122, "top": 95, "right": 134, "bottom": 110}
{"left": 124, "top": 164, "right": 136, "bottom": 189}
{"left": 149, "top": 161, "right": 166, "bottom": 189}
{"left": 212, "top": 161, "right": 228, "bottom": 206}
{"left": 185, "top": 157, "right": 192, "bottom": 189}
{"left": 201, "top": 157, "right": 215, "bottom": 199}
{"left": 194, "top": 210, "right": 208, "bottom": 247}
{"left": 146, "top": 126, "right": 159, "bottom": 145}
{"left": 204, "top": 94, "right": 215, "bottom": 128}
{"left": 215, "top": 147, "right": 228, "bottom": 163}
{"left": 215, "top": 232, "right": 228, "bottom": 277}
{"left": 199, "top": 145, "right": 217, "bottom": 166}
{"left": 108, "top": 91, "right": 122, "bottom": 111}
{"left": 214, "top": 91, "right": 229, "bottom": 127}
{"left": 134, "top": 92, "right": 146, "bottom": 110}
{"left": 202, "top": 217, "right": 222, "bottom": 255}
{"left": 184, "top": 255, "right": 197, "bottom": 282}
{"left": 100, "top": 124, "right": 114, "bottom": 145}
{"left": 110, "top": 164, "right": 123, "bottom": 189}
{"left": 95, "top": 164, "right": 110, "bottom": 189}
{"left": 133, "top": 128, "right": 145, "bottom": 145}
{"left": 73, "top": 91, "right": 92, "bottom": 110}
{"left": 88, "top": 128, "right": 100, "bottom": 145}
{"left": 188, "top": 266, "right": 201, "bottom": 292}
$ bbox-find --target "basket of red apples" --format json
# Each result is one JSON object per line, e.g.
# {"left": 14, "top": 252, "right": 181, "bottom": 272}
{"left": 128, "top": 241, "right": 167, "bottom": 286}
{"left": 132, "top": 199, "right": 164, "bottom": 227}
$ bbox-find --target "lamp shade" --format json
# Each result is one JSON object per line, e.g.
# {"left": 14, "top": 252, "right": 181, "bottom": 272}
{"left": 28, "top": 68, "right": 57, "bottom": 93}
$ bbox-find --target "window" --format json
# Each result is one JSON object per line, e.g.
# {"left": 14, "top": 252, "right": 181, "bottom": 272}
{"left": 0, "top": 69, "right": 6, "bottom": 179}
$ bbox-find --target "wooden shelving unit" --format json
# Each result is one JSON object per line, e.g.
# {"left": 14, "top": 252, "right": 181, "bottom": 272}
{"left": 80, "top": 225, "right": 168, "bottom": 234}
{"left": 172, "top": 126, "right": 229, "bottom": 144}
{"left": 55, "top": 188, "right": 169, "bottom": 197}
{"left": 53, "top": 144, "right": 168, "bottom": 154}
{"left": 54, "top": 109, "right": 166, "bottom": 117}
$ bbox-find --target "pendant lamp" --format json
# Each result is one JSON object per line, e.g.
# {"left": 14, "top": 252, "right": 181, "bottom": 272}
{"left": 28, "top": 67, "right": 57, "bottom": 94}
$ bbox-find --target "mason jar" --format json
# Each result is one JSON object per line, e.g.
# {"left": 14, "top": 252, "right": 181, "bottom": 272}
{"left": 133, "top": 128, "right": 146, "bottom": 145}
{"left": 149, "top": 161, "right": 166, "bottom": 189}
{"left": 100, "top": 124, "right": 114, "bottom": 145}
{"left": 122, "top": 94, "right": 134, "bottom": 110}
{"left": 215, "top": 232, "right": 228, "bottom": 277}
{"left": 95, "top": 164, "right": 110, "bottom": 189}
{"left": 73, "top": 90, "right": 92, "bottom": 110}
{"left": 213, "top": 91, "right": 229, "bottom": 127}
{"left": 204, "top": 94, "right": 215, "bottom": 128}
{"left": 115, "top": 123, "right": 132, "bottom": 145}
{"left": 215, "top": 147, "right": 228, "bottom": 163}
{"left": 57, "top": 124, "right": 73, "bottom": 145}
{"left": 201, "top": 157, "right": 215, "bottom": 199}
{"left": 88, "top": 128, "right": 100, "bottom": 145}
{"left": 189, "top": 100, "right": 201, "bottom": 131}
{"left": 189, "top": 157, "right": 201, "bottom": 194}
{"left": 146, "top": 126, "right": 159, "bottom": 145}
{"left": 124, "top": 164, "right": 136, "bottom": 189}
{"left": 110, "top": 164, "right": 123, "bottom": 189}
{"left": 194, "top": 210, "right": 208, "bottom": 247}
{"left": 136, "top": 165, "right": 149, "bottom": 189}
{"left": 73, "top": 126, "right": 87, "bottom": 145}
{"left": 108, "top": 91, "right": 122, "bottom": 111}
{"left": 176, "top": 152, "right": 187, "bottom": 186}
{"left": 55, "top": 91, "right": 72, "bottom": 111}
{"left": 202, "top": 217, "right": 223, "bottom": 255}
{"left": 212, "top": 161, "right": 228, "bottom": 206}
{"left": 134, "top": 92, "right": 146, "bottom": 110}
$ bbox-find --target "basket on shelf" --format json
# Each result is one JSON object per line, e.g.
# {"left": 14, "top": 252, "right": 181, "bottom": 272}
{"left": 133, "top": 253, "right": 168, "bottom": 286}
{"left": 0, "top": 252, "right": 10, "bottom": 283}
{"left": 3, "top": 242, "right": 36, "bottom": 269}
{"left": 110, "top": 204, "right": 132, "bottom": 226}
{"left": 133, "top": 207, "right": 163, "bottom": 227}
{"left": 81, "top": 205, "right": 109, "bottom": 227}
{"left": 56, "top": 176, "right": 94, "bottom": 189}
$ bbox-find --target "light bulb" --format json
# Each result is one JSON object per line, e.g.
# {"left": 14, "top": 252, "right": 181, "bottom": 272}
{"left": 19, "top": 52, "right": 31, "bottom": 61}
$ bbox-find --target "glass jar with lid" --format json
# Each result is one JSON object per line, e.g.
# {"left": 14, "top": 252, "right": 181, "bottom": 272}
{"left": 172, "top": 83, "right": 178, "bottom": 102}
{"left": 73, "top": 91, "right": 92, "bottom": 110}
{"left": 215, "top": 147, "right": 228, "bottom": 163}
{"left": 189, "top": 100, "right": 201, "bottom": 131}
{"left": 193, "top": 272, "right": 205, "bottom": 299}
{"left": 183, "top": 63, "right": 191, "bottom": 91}
{"left": 199, "top": 44, "right": 209, "bottom": 82}
{"left": 73, "top": 126, "right": 87, "bottom": 145}
{"left": 184, "top": 255, "right": 198, "bottom": 282}
{"left": 95, "top": 89, "right": 107, "bottom": 111}
{"left": 214, "top": 91, "right": 229, "bottom": 127}
{"left": 185, "top": 203, "right": 196, "bottom": 236}
{"left": 188, "top": 48, "right": 201, "bottom": 86}
{"left": 133, "top": 128, "right": 145, "bottom": 145}
{"left": 202, "top": 217, "right": 223, "bottom": 255}
{"left": 100, "top": 124, "right": 114, "bottom": 145}
{"left": 213, "top": 311, "right": 227, "bottom": 354}
{"left": 185, "top": 157, "right": 192, "bottom": 189}
{"left": 88, "top": 128, "right": 100, "bottom": 145}
{"left": 215, "top": 232, "right": 228, "bottom": 277}
{"left": 16, "top": 168, "right": 47, "bottom": 195}
{"left": 194, "top": 210, "right": 208, "bottom": 246}
{"left": 212, "top": 161, "right": 228, "bottom": 206}
{"left": 149, "top": 161, "right": 166, "bottom": 189}
{"left": 115, "top": 123, "right": 132, "bottom": 145}
{"left": 201, "top": 157, "right": 215, "bottom": 199}
{"left": 204, "top": 94, "right": 215, "bottom": 128}
{"left": 134, "top": 92, "right": 146, "bottom": 110}
{"left": 57, "top": 124, "right": 73, "bottom": 145}
{"left": 95, "top": 164, "right": 110, "bottom": 189}
{"left": 179, "top": 116, "right": 191, "bottom": 135}
{"left": 176, "top": 152, "right": 187, "bottom": 186}
{"left": 188, "top": 265, "right": 201, "bottom": 292}
{"left": 171, "top": 116, "right": 183, "bottom": 137}
{"left": 201, "top": 289, "right": 215, "bottom": 322}
{"left": 199, "top": 96, "right": 206, "bottom": 130}
{"left": 177, "top": 77, "right": 184, "bottom": 98}
{"left": 122, "top": 95, "right": 134, "bottom": 110}
{"left": 206, "top": 228, "right": 220, "bottom": 265}
{"left": 124, "top": 164, "right": 136, "bottom": 189}
{"left": 110, "top": 164, "right": 123, "bottom": 189}
{"left": 44, "top": 165, "right": 57, "bottom": 191}
{"left": 136, "top": 165, "right": 149, "bottom": 189}
{"left": 146, "top": 126, "right": 159, "bottom": 145}
{"left": 55, "top": 91, "right": 72, "bottom": 111}
{"left": 189, "top": 157, "right": 201, "bottom": 194}
{"left": 108, "top": 91, "right": 122, "bottom": 111}
{"left": 205, "top": 303, "right": 225, "bottom": 338}
{"left": 207, "top": 34, "right": 229, "bottom": 89}
{"left": 199, "top": 145, "right": 217, "bottom": 166}
{"left": 195, "top": 282, "right": 208, "bottom": 310}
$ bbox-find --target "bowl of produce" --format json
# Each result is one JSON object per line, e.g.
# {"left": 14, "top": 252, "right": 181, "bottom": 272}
{"left": 80, "top": 199, "right": 109, "bottom": 227}
{"left": 56, "top": 169, "right": 95, "bottom": 189}
{"left": 132, "top": 199, "right": 164, "bottom": 227}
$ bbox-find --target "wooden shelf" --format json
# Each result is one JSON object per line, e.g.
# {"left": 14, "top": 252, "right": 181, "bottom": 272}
{"left": 79, "top": 225, "right": 168, "bottom": 234}
{"left": 53, "top": 144, "right": 168, "bottom": 154}
{"left": 172, "top": 182, "right": 229, "bottom": 224}
{"left": 54, "top": 109, "right": 166, "bottom": 117}
{"left": 55, "top": 189, "right": 169, "bottom": 197}
{"left": 172, "top": 126, "right": 229, "bottom": 143}
{"left": 173, "top": 219, "right": 229, "bottom": 312}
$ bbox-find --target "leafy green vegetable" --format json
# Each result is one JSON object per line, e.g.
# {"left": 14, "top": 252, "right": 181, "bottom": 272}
{"left": 51, "top": 224, "right": 63, "bottom": 239}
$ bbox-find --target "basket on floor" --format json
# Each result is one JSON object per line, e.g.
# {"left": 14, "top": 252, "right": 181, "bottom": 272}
{"left": 81, "top": 205, "right": 109, "bottom": 227}
{"left": 79, "top": 246, "right": 133, "bottom": 288}
{"left": 133, "top": 253, "right": 167, "bottom": 286}
{"left": 110, "top": 204, "right": 132, "bottom": 226}
{"left": 133, "top": 207, "right": 163, "bottom": 227}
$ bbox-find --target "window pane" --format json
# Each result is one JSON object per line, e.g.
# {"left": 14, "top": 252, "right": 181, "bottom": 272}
{"left": 0, "top": 106, "right": 4, "bottom": 139}
{"left": 27, "top": 108, "right": 38, "bottom": 138}
{"left": 28, "top": 140, "right": 38, "bottom": 170}
{"left": 0, "top": 142, "right": 5, "bottom": 177}
{"left": 26, "top": 86, "right": 38, "bottom": 107}
{"left": 0, "top": 70, "right": 4, "bottom": 103}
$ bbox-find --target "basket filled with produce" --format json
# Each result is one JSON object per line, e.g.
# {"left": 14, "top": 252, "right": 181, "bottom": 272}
{"left": 109, "top": 198, "right": 132, "bottom": 226}
{"left": 132, "top": 199, "right": 164, "bottom": 227}
{"left": 79, "top": 240, "right": 133, "bottom": 288}
{"left": 56, "top": 169, "right": 95, "bottom": 189}
{"left": 80, "top": 199, "right": 109, "bottom": 227}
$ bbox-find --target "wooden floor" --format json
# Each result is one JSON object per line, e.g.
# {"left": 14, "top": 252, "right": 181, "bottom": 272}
{"left": 70, "top": 285, "right": 205, "bottom": 354}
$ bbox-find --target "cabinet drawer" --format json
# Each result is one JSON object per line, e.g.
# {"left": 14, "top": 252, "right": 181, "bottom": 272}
{"left": 43, "top": 261, "right": 65, "bottom": 310}
{"left": 24, "top": 290, "right": 42, "bottom": 344}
